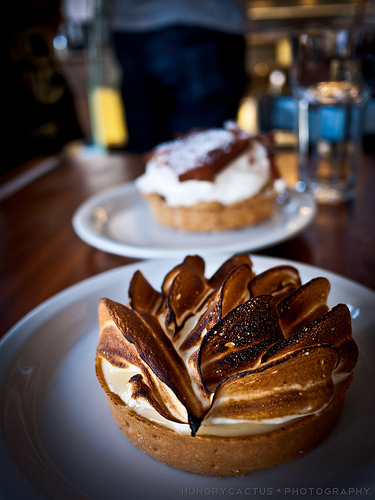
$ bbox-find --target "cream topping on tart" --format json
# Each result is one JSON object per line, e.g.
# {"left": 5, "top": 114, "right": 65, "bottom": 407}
{"left": 97, "top": 255, "right": 358, "bottom": 437}
{"left": 135, "top": 123, "right": 284, "bottom": 207}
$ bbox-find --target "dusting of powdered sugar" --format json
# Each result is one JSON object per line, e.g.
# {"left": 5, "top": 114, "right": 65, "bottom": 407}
{"left": 154, "top": 129, "right": 235, "bottom": 176}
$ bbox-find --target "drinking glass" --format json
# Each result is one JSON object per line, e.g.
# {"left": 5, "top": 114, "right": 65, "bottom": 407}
{"left": 291, "top": 28, "right": 371, "bottom": 203}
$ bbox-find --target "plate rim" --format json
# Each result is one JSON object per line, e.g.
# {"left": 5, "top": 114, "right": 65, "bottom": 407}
{"left": 72, "top": 183, "right": 316, "bottom": 258}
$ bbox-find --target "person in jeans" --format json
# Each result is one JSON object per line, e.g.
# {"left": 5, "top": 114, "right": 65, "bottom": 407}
{"left": 109, "top": 0, "right": 249, "bottom": 152}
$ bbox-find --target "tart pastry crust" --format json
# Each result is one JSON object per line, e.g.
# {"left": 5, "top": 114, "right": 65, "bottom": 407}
{"left": 96, "top": 359, "right": 351, "bottom": 476}
{"left": 143, "top": 183, "right": 277, "bottom": 232}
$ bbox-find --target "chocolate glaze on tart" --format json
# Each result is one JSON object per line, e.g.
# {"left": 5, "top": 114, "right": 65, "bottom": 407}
{"left": 148, "top": 123, "right": 252, "bottom": 182}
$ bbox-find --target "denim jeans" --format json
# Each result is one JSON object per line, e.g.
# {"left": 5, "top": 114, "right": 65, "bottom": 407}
{"left": 112, "top": 26, "right": 246, "bottom": 152}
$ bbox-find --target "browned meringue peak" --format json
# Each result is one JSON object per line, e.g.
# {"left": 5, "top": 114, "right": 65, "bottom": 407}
{"left": 128, "top": 255, "right": 206, "bottom": 320}
{"left": 123, "top": 253, "right": 255, "bottom": 431}
{"left": 128, "top": 255, "right": 208, "bottom": 334}
{"left": 161, "top": 255, "right": 206, "bottom": 296}
{"left": 277, "top": 277, "right": 331, "bottom": 338}
{"left": 205, "top": 345, "right": 339, "bottom": 423}
{"left": 97, "top": 321, "right": 139, "bottom": 369}
{"left": 165, "top": 256, "right": 254, "bottom": 410}
{"left": 261, "top": 303, "right": 359, "bottom": 378}
{"left": 207, "top": 253, "right": 255, "bottom": 289}
{"left": 198, "top": 295, "right": 284, "bottom": 392}
{"left": 179, "top": 261, "right": 254, "bottom": 353}
{"left": 128, "top": 254, "right": 254, "bottom": 347}
{"left": 130, "top": 255, "right": 209, "bottom": 335}
{"left": 127, "top": 373, "right": 187, "bottom": 424}
{"left": 98, "top": 300, "right": 189, "bottom": 424}
{"left": 249, "top": 265, "right": 302, "bottom": 304}
{"left": 128, "top": 270, "right": 163, "bottom": 314}
{"left": 98, "top": 297, "right": 211, "bottom": 432}
{"left": 164, "top": 256, "right": 211, "bottom": 332}
{"left": 181, "top": 262, "right": 255, "bottom": 403}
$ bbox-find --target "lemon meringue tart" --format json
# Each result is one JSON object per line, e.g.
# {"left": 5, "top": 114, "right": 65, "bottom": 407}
{"left": 135, "top": 123, "right": 285, "bottom": 232}
{"left": 95, "top": 254, "right": 358, "bottom": 476}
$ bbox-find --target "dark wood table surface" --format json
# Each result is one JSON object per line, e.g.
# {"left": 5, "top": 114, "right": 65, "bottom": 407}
{"left": 1, "top": 148, "right": 374, "bottom": 339}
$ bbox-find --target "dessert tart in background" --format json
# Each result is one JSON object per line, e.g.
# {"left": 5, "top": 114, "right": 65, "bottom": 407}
{"left": 96, "top": 254, "right": 358, "bottom": 476}
{"left": 135, "top": 123, "right": 285, "bottom": 232}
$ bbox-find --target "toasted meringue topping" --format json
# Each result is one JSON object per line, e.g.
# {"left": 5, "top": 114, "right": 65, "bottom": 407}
{"left": 97, "top": 254, "right": 358, "bottom": 437}
{"left": 198, "top": 295, "right": 284, "bottom": 392}
{"left": 205, "top": 345, "right": 339, "bottom": 424}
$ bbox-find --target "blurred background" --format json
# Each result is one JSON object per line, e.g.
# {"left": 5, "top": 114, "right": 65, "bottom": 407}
{"left": 1, "top": 0, "right": 374, "bottom": 172}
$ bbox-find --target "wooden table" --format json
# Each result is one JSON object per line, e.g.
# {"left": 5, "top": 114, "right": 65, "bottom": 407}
{"left": 0, "top": 148, "right": 374, "bottom": 339}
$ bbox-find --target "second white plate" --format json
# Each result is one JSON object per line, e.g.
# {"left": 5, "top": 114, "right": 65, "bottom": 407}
{"left": 1, "top": 255, "right": 374, "bottom": 500}
{"left": 72, "top": 184, "right": 316, "bottom": 258}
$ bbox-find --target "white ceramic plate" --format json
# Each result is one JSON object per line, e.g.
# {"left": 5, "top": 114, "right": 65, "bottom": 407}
{"left": 1, "top": 255, "right": 374, "bottom": 500}
{"left": 72, "top": 184, "right": 316, "bottom": 258}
